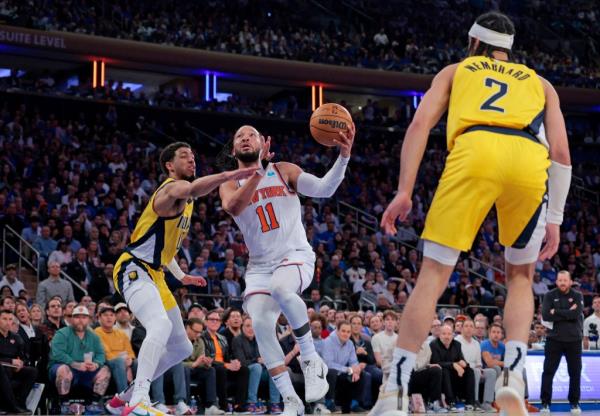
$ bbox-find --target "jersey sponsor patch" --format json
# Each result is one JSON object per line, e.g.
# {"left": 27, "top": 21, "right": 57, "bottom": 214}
{"left": 128, "top": 271, "right": 138, "bottom": 281}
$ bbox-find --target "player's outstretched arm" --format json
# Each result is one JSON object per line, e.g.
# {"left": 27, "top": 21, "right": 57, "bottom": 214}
{"left": 539, "top": 77, "right": 572, "bottom": 261}
{"left": 381, "top": 64, "right": 455, "bottom": 235}
{"left": 282, "top": 122, "right": 356, "bottom": 198}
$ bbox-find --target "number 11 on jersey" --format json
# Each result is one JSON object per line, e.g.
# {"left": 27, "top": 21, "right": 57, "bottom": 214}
{"left": 256, "top": 202, "right": 280, "bottom": 233}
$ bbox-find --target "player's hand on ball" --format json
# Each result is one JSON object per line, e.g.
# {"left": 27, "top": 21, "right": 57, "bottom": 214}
{"left": 181, "top": 275, "right": 207, "bottom": 287}
{"left": 381, "top": 191, "right": 413, "bottom": 235}
{"left": 538, "top": 223, "right": 560, "bottom": 261}
{"left": 334, "top": 122, "right": 355, "bottom": 158}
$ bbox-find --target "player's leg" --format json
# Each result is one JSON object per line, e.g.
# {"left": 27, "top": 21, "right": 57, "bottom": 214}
{"left": 270, "top": 260, "right": 329, "bottom": 403}
{"left": 369, "top": 249, "right": 457, "bottom": 416}
{"left": 122, "top": 275, "right": 173, "bottom": 407}
{"left": 496, "top": 165, "right": 548, "bottom": 415}
{"left": 115, "top": 282, "right": 192, "bottom": 407}
{"left": 372, "top": 134, "right": 500, "bottom": 416}
{"left": 245, "top": 293, "right": 304, "bottom": 414}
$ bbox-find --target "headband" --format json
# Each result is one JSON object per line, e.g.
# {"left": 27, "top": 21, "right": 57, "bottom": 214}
{"left": 468, "top": 22, "right": 514, "bottom": 50}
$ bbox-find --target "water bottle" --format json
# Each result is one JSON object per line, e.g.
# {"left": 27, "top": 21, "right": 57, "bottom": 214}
{"left": 257, "top": 399, "right": 264, "bottom": 413}
{"left": 189, "top": 396, "right": 197, "bottom": 415}
{"left": 227, "top": 402, "right": 234, "bottom": 414}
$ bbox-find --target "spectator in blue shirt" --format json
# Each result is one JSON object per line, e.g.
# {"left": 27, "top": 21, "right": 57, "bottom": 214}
{"left": 321, "top": 321, "right": 371, "bottom": 413}
{"left": 481, "top": 323, "right": 505, "bottom": 372}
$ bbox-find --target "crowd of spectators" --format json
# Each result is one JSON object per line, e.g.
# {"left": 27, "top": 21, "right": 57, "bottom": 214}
{"left": 0, "top": 78, "right": 597, "bottom": 413}
{"left": 3, "top": 283, "right": 586, "bottom": 413}
{"left": 1, "top": 0, "right": 599, "bottom": 87}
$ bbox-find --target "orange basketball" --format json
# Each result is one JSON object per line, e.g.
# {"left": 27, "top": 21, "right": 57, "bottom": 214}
{"left": 309, "top": 103, "right": 353, "bottom": 147}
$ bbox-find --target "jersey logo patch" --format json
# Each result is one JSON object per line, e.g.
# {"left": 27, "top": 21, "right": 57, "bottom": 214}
{"left": 267, "top": 171, "right": 276, "bottom": 177}
{"left": 128, "top": 271, "right": 138, "bottom": 281}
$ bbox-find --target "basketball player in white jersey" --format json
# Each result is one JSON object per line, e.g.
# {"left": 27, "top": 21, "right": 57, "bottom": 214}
{"left": 219, "top": 124, "right": 355, "bottom": 415}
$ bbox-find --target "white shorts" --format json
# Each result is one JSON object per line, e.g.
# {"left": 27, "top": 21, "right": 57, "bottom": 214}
{"left": 243, "top": 249, "right": 315, "bottom": 299}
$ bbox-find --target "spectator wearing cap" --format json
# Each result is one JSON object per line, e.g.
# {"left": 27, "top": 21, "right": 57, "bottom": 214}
{"left": 0, "top": 309, "right": 38, "bottom": 414}
{"left": 48, "top": 305, "right": 110, "bottom": 405}
{"left": 48, "top": 239, "right": 73, "bottom": 267}
{"left": 94, "top": 305, "right": 136, "bottom": 392}
{"left": 113, "top": 303, "right": 135, "bottom": 340}
{"left": 0, "top": 264, "right": 25, "bottom": 297}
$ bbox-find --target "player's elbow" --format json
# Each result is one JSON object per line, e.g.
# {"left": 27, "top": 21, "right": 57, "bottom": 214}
{"left": 550, "top": 147, "right": 571, "bottom": 166}
{"left": 222, "top": 200, "right": 243, "bottom": 217}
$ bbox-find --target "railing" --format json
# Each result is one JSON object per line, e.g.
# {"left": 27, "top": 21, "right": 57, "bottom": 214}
{"left": 2, "top": 225, "right": 88, "bottom": 296}
{"left": 571, "top": 175, "right": 600, "bottom": 205}
{"left": 3, "top": 225, "right": 40, "bottom": 282}
{"left": 336, "top": 199, "right": 506, "bottom": 290}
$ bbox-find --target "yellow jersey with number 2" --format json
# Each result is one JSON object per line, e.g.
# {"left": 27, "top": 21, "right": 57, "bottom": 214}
{"left": 421, "top": 56, "right": 550, "bottom": 252}
{"left": 447, "top": 56, "right": 547, "bottom": 151}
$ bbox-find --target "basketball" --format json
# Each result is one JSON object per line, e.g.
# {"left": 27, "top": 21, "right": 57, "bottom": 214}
{"left": 309, "top": 103, "right": 353, "bottom": 147}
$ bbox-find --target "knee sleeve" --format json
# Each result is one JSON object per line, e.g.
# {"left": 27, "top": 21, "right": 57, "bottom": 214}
{"left": 423, "top": 240, "right": 460, "bottom": 266}
{"left": 246, "top": 295, "right": 285, "bottom": 369}
{"left": 270, "top": 267, "right": 310, "bottom": 329}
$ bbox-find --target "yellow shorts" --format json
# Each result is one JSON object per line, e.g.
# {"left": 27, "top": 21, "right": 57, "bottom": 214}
{"left": 422, "top": 129, "right": 550, "bottom": 252}
{"left": 113, "top": 252, "right": 177, "bottom": 311}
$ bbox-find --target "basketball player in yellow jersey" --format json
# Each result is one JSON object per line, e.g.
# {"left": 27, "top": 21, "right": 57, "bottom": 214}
{"left": 371, "top": 12, "right": 572, "bottom": 416}
{"left": 107, "top": 142, "right": 256, "bottom": 416}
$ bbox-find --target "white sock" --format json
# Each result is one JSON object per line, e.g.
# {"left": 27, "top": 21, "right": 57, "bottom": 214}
{"left": 296, "top": 330, "right": 318, "bottom": 361}
{"left": 272, "top": 371, "right": 299, "bottom": 401}
{"left": 504, "top": 340, "right": 527, "bottom": 374}
{"left": 385, "top": 348, "right": 416, "bottom": 393}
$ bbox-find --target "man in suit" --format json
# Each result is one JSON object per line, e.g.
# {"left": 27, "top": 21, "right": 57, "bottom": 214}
{"left": 66, "top": 248, "right": 102, "bottom": 299}
{"left": 220, "top": 267, "right": 241, "bottom": 298}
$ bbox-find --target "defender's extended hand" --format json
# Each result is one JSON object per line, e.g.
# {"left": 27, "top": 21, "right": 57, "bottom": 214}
{"left": 181, "top": 275, "right": 207, "bottom": 287}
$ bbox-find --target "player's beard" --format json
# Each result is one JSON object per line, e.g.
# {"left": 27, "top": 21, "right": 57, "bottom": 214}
{"left": 234, "top": 149, "right": 260, "bottom": 164}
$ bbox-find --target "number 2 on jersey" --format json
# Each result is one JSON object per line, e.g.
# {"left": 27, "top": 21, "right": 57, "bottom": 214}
{"left": 480, "top": 77, "right": 508, "bottom": 113}
{"left": 256, "top": 202, "right": 280, "bottom": 233}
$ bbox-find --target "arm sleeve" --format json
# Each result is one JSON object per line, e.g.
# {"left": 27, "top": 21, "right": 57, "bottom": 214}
{"left": 546, "top": 160, "right": 572, "bottom": 225}
{"left": 296, "top": 155, "right": 349, "bottom": 198}
{"left": 166, "top": 258, "right": 185, "bottom": 280}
